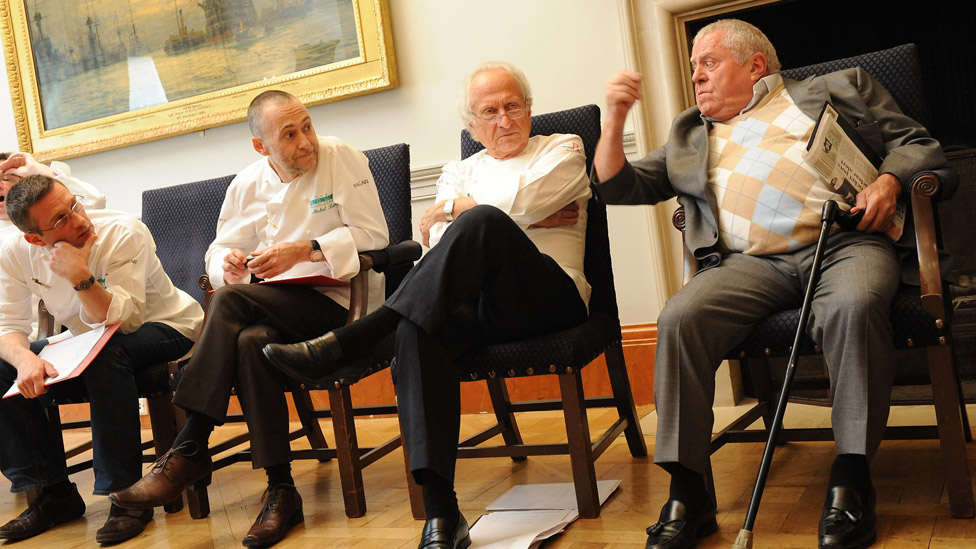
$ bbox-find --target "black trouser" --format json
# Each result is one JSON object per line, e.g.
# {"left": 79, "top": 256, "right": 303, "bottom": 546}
{"left": 388, "top": 205, "right": 588, "bottom": 483}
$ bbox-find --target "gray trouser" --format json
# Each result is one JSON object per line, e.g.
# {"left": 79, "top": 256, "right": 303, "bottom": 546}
{"left": 654, "top": 231, "right": 900, "bottom": 475}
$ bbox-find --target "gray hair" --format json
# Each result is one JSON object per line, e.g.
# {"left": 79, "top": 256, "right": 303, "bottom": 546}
{"left": 247, "top": 90, "right": 300, "bottom": 138}
{"left": 693, "top": 19, "right": 781, "bottom": 74}
{"left": 457, "top": 62, "right": 534, "bottom": 126}
{"left": 6, "top": 174, "right": 58, "bottom": 233}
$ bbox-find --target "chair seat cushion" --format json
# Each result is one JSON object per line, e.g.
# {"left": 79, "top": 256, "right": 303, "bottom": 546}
{"left": 730, "top": 284, "right": 945, "bottom": 359}
{"left": 453, "top": 312, "right": 621, "bottom": 380}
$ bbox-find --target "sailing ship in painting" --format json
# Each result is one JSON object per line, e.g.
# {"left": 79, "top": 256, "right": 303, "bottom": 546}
{"left": 24, "top": 0, "right": 358, "bottom": 130}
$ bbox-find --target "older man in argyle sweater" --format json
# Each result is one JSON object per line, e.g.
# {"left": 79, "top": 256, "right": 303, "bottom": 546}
{"left": 592, "top": 19, "right": 945, "bottom": 549}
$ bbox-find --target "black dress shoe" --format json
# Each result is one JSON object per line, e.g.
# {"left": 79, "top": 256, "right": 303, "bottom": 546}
{"left": 645, "top": 499, "right": 717, "bottom": 549}
{"left": 0, "top": 483, "right": 86, "bottom": 541}
{"left": 419, "top": 514, "right": 471, "bottom": 549}
{"left": 96, "top": 505, "right": 153, "bottom": 545}
{"left": 818, "top": 485, "right": 876, "bottom": 549}
{"left": 263, "top": 333, "right": 370, "bottom": 385}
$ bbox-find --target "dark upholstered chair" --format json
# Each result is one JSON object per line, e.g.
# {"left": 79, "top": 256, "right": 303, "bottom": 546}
{"left": 672, "top": 44, "right": 975, "bottom": 518}
{"left": 403, "top": 105, "right": 647, "bottom": 520}
{"left": 172, "top": 144, "right": 418, "bottom": 519}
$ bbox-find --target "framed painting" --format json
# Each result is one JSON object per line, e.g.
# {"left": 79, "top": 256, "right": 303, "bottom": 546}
{"left": 0, "top": 0, "right": 397, "bottom": 161}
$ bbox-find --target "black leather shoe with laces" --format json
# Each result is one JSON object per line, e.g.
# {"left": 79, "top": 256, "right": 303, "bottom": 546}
{"left": 0, "top": 483, "right": 86, "bottom": 541}
{"left": 818, "top": 485, "right": 876, "bottom": 549}
{"left": 645, "top": 499, "right": 717, "bottom": 549}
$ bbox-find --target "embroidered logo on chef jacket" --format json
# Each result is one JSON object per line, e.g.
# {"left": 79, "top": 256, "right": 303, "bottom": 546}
{"left": 310, "top": 193, "right": 335, "bottom": 214}
{"left": 561, "top": 142, "right": 582, "bottom": 154}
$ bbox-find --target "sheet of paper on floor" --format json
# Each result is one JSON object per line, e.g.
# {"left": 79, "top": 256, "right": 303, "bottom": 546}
{"left": 469, "top": 509, "right": 578, "bottom": 549}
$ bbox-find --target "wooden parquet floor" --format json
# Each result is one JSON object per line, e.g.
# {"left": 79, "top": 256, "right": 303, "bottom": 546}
{"left": 3, "top": 405, "right": 976, "bottom": 548}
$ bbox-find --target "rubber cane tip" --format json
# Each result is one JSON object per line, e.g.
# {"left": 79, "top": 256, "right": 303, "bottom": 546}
{"left": 732, "top": 529, "right": 753, "bottom": 549}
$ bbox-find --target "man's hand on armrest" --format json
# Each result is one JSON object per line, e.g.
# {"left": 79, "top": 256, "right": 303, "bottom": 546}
{"left": 420, "top": 196, "right": 477, "bottom": 247}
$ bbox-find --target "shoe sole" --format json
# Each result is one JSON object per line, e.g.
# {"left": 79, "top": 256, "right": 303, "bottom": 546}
{"left": 818, "top": 532, "right": 877, "bottom": 549}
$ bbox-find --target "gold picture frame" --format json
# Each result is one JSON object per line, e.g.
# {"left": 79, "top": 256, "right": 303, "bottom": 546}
{"left": 0, "top": 0, "right": 397, "bottom": 161}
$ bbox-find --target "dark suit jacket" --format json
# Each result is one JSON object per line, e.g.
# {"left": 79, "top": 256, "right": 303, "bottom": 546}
{"left": 593, "top": 68, "right": 946, "bottom": 281}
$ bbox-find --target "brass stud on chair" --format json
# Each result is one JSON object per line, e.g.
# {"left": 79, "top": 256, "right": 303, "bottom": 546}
{"left": 935, "top": 319, "right": 945, "bottom": 329}
{"left": 300, "top": 383, "right": 307, "bottom": 390}
{"left": 549, "top": 365, "right": 557, "bottom": 373}
{"left": 565, "top": 367, "right": 573, "bottom": 374}
{"left": 940, "top": 336, "right": 948, "bottom": 345}
{"left": 488, "top": 371, "right": 496, "bottom": 379}
{"left": 906, "top": 338, "right": 914, "bottom": 348}
{"left": 334, "top": 380, "right": 342, "bottom": 389}
{"left": 814, "top": 345, "right": 821, "bottom": 353}
{"left": 508, "top": 370, "right": 515, "bottom": 377}
{"left": 764, "top": 348, "right": 772, "bottom": 357}
{"left": 739, "top": 351, "right": 746, "bottom": 358}
{"left": 470, "top": 373, "right": 478, "bottom": 381}
{"left": 526, "top": 367, "right": 534, "bottom": 375}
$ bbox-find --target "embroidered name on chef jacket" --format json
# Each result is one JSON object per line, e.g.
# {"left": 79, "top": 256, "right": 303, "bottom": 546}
{"left": 310, "top": 194, "right": 335, "bottom": 214}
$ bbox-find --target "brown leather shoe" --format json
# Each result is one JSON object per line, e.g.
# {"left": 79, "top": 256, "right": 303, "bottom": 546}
{"left": 96, "top": 504, "right": 153, "bottom": 545}
{"left": 242, "top": 485, "right": 304, "bottom": 547}
{"left": 0, "top": 483, "right": 86, "bottom": 541}
{"left": 109, "top": 443, "right": 212, "bottom": 509}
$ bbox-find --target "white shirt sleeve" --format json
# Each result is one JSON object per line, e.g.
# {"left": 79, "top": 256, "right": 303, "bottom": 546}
{"left": 318, "top": 144, "right": 390, "bottom": 279}
{"left": 205, "top": 178, "right": 259, "bottom": 289}
{"left": 79, "top": 222, "right": 154, "bottom": 333}
{"left": 427, "top": 163, "right": 466, "bottom": 248}
{"left": 501, "top": 134, "right": 590, "bottom": 226}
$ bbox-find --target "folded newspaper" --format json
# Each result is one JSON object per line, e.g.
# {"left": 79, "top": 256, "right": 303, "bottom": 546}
{"left": 802, "top": 102, "right": 904, "bottom": 241}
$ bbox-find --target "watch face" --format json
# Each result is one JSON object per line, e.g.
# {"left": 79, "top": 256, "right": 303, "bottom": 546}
{"left": 310, "top": 250, "right": 325, "bottom": 262}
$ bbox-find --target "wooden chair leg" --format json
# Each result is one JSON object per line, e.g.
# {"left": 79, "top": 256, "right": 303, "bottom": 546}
{"left": 292, "top": 388, "right": 332, "bottom": 463}
{"left": 926, "top": 345, "right": 975, "bottom": 518}
{"left": 604, "top": 342, "right": 647, "bottom": 457}
{"left": 485, "top": 378, "right": 526, "bottom": 461}
{"left": 396, "top": 411, "right": 426, "bottom": 520}
{"left": 953, "top": 360, "right": 973, "bottom": 443}
{"left": 558, "top": 371, "right": 599, "bottom": 518}
{"left": 327, "top": 385, "right": 367, "bottom": 518}
{"left": 146, "top": 394, "right": 184, "bottom": 514}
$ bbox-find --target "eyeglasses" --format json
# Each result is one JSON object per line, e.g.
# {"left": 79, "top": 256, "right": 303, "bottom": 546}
{"left": 36, "top": 196, "right": 84, "bottom": 233}
{"left": 474, "top": 103, "right": 527, "bottom": 123}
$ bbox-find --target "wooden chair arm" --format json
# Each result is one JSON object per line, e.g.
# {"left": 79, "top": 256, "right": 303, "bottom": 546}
{"left": 348, "top": 240, "right": 423, "bottom": 325}
{"left": 910, "top": 172, "right": 946, "bottom": 320}
{"left": 672, "top": 206, "right": 699, "bottom": 285}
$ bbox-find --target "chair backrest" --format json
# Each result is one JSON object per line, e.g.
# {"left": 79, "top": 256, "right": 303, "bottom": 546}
{"left": 142, "top": 144, "right": 412, "bottom": 305}
{"left": 143, "top": 176, "right": 234, "bottom": 305}
{"left": 362, "top": 143, "right": 413, "bottom": 296}
{"left": 459, "top": 104, "right": 618, "bottom": 317}
{"left": 781, "top": 43, "right": 930, "bottom": 128}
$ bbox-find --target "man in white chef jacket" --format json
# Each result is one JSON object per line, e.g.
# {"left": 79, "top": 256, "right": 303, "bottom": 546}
{"left": 0, "top": 174, "right": 202, "bottom": 544}
{"left": 110, "top": 90, "right": 389, "bottom": 548}
{"left": 262, "top": 62, "right": 591, "bottom": 549}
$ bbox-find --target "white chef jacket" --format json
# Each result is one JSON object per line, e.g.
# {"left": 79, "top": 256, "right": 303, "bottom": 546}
{"left": 0, "top": 210, "right": 204, "bottom": 340}
{"left": 430, "top": 133, "right": 592, "bottom": 306}
{"left": 205, "top": 136, "right": 390, "bottom": 311}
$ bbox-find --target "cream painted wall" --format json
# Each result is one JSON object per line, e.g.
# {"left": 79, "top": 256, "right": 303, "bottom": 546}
{"left": 0, "top": 0, "right": 664, "bottom": 324}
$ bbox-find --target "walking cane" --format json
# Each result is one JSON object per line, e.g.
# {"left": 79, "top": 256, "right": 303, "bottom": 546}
{"left": 732, "top": 200, "right": 862, "bottom": 549}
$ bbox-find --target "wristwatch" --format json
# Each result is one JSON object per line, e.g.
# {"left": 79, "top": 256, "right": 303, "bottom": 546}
{"left": 309, "top": 240, "right": 324, "bottom": 262}
{"left": 443, "top": 198, "right": 455, "bottom": 222}
{"left": 73, "top": 275, "right": 96, "bottom": 292}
